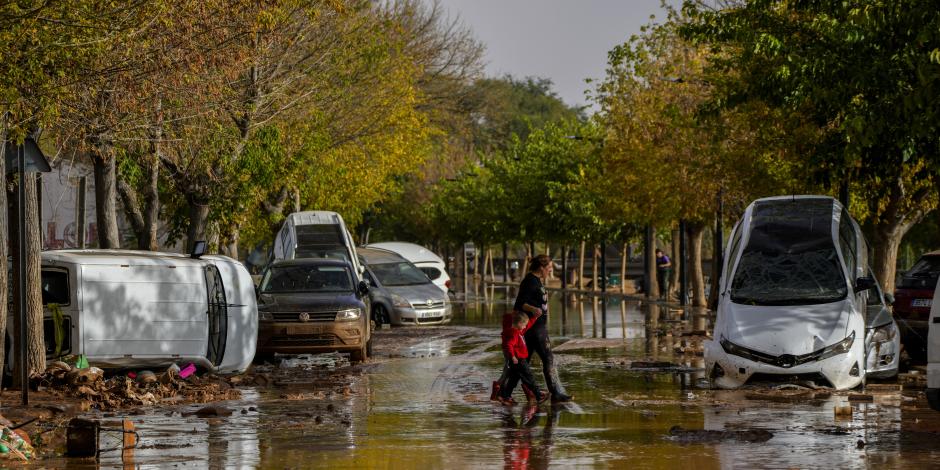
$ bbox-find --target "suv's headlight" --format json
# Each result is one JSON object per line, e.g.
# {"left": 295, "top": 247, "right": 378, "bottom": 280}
{"left": 870, "top": 323, "right": 897, "bottom": 343}
{"left": 819, "top": 331, "right": 855, "bottom": 359}
{"left": 336, "top": 308, "right": 362, "bottom": 321}
{"left": 391, "top": 294, "right": 411, "bottom": 308}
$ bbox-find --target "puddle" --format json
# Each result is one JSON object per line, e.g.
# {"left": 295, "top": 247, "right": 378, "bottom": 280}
{"left": 40, "top": 287, "right": 940, "bottom": 468}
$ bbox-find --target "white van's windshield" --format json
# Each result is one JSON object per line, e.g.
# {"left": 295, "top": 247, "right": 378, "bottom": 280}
{"left": 730, "top": 200, "right": 848, "bottom": 306}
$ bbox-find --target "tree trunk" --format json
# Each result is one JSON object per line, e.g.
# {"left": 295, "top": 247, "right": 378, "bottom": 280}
{"left": 222, "top": 226, "right": 240, "bottom": 259}
{"left": 670, "top": 227, "right": 681, "bottom": 299}
{"left": 186, "top": 196, "right": 210, "bottom": 253}
{"left": 868, "top": 178, "right": 933, "bottom": 290}
{"left": 689, "top": 224, "right": 707, "bottom": 307}
{"left": 592, "top": 244, "right": 599, "bottom": 292}
{"left": 521, "top": 243, "right": 531, "bottom": 276}
{"left": 142, "top": 98, "right": 162, "bottom": 251}
{"left": 578, "top": 241, "right": 586, "bottom": 290}
{"left": 646, "top": 227, "right": 659, "bottom": 299}
{"left": 11, "top": 174, "right": 46, "bottom": 383}
{"left": 0, "top": 122, "right": 8, "bottom": 375}
{"left": 871, "top": 223, "right": 913, "bottom": 291}
{"left": 482, "top": 247, "right": 491, "bottom": 282}
{"left": 708, "top": 225, "right": 722, "bottom": 310}
{"left": 620, "top": 241, "right": 628, "bottom": 295}
{"left": 487, "top": 248, "right": 495, "bottom": 282}
{"left": 93, "top": 153, "right": 120, "bottom": 248}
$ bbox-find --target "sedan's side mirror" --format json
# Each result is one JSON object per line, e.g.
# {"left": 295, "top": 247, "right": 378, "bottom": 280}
{"left": 855, "top": 276, "right": 877, "bottom": 293}
{"left": 358, "top": 280, "right": 370, "bottom": 296}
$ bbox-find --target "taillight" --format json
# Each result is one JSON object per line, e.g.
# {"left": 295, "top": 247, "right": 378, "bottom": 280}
{"left": 445, "top": 280, "right": 451, "bottom": 289}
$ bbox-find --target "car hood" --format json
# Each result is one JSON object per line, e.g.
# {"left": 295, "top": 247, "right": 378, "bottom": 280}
{"left": 386, "top": 283, "right": 449, "bottom": 304}
{"left": 258, "top": 292, "right": 362, "bottom": 311}
{"left": 721, "top": 300, "right": 851, "bottom": 356}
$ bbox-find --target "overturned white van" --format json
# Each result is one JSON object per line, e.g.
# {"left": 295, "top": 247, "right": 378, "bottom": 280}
{"left": 705, "top": 196, "right": 899, "bottom": 390}
{"left": 272, "top": 211, "right": 363, "bottom": 276}
{"left": 37, "top": 250, "right": 257, "bottom": 373}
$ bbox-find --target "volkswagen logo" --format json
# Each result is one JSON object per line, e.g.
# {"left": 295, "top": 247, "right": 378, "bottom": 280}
{"left": 776, "top": 354, "right": 796, "bottom": 369}
{"left": 298, "top": 312, "right": 310, "bottom": 322}
{"left": 426, "top": 299, "right": 434, "bottom": 307}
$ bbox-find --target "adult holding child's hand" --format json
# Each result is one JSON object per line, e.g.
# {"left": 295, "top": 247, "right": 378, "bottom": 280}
{"left": 513, "top": 255, "right": 572, "bottom": 403}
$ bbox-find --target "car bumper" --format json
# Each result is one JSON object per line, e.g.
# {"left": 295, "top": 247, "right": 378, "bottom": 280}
{"left": 928, "top": 364, "right": 940, "bottom": 411}
{"left": 704, "top": 339, "right": 864, "bottom": 390}
{"left": 392, "top": 305, "right": 452, "bottom": 326}
{"left": 258, "top": 321, "right": 364, "bottom": 354}
{"left": 865, "top": 331, "right": 900, "bottom": 379}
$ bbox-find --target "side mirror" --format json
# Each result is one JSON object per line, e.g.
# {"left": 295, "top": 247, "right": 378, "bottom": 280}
{"left": 358, "top": 280, "right": 370, "bottom": 296}
{"left": 884, "top": 292, "right": 895, "bottom": 305}
{"left": 855, "top": 276, "right": 877, "bottom": 293}
{"left": 190, "top": 240, "right": 207, "bottom": 259}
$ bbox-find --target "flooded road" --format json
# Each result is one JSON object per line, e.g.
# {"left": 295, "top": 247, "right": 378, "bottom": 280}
{"left": 63, "top": 288, "right": 940, "bottom": 469}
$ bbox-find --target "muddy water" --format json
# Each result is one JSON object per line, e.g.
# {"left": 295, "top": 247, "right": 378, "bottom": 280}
{"left": 63, "top": 289, "right": 940, "bottom": 469}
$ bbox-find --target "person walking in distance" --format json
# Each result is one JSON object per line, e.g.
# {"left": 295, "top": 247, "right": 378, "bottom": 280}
{"left": 514, "top": 255, "right": 572, "bottom": 402}
{"left": 655, "top": 249, "right": 672, "bottom": 300}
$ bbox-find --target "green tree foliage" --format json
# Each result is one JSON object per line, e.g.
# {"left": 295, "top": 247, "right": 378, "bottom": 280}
{"left": 681, "top": 0, "right": 940, "bottom": 288}
{"left": 374, "top": 75, "right": 584, "bottom": 243}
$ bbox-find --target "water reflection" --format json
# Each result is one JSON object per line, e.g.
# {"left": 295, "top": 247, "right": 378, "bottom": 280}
{"left": 500, "top": 405, "right": 559, "bottom": 470}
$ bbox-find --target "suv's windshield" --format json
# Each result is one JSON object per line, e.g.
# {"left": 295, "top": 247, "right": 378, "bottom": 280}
{"left": 371, "top": 262, "right": 431, "bottom": 286}
{"left": 261, "top": 265, "right": 353, "bottom": 293}
{"left": 731, "top": 199, "right": 848, "bottom": 306}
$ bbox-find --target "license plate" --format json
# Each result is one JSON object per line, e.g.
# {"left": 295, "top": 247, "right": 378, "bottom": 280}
{"left": 419, "top": 310, "right": 441, "bottom": 318}
{"left": 286, "top": 324, "right": 323, "bottom": 335}
{"left": 911, "top": 298, "right": 932, "bottom": 308}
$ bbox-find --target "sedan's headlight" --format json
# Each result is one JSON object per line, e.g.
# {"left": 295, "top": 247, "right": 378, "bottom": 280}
{"left": 258, "top": 310, "right": 273, "bottom": 321}
{"left": 819, "top": 331, "right": 855, "bottom": 360}
{"left": 336, "top": 308, "right": 362, "bottom": 321}
{"left": 870, "top": 323, "right": 897, "bottom": 343}
{"left": 391, "top": 294, "right": 411, "bottom": 308}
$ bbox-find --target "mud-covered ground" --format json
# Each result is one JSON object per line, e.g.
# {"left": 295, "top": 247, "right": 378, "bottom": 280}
{"left": 15, "top": 295, "right": 940, "bottom": 468}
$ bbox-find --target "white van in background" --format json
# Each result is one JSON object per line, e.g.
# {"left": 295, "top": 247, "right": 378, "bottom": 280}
{"left": 366, "top": 242, "right": 451, "bottom": 293}
{"left": 37, "top": 249, "right": 257, "bottom": 373}
{"left": 272, "top": 211, "right": 363, "bottom": 276}
{"left": 927, "top": 277, "right": 940, "bottom": 411}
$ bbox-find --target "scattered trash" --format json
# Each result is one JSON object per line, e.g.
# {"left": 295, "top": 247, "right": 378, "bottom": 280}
{"left": 834, "top": 406, "right": 853, "bottom": 418}
{"left": 278, "top": 352, "right": 349, "bottom": 370}
{"left": 179, "top": 364, "right": 197, "bottom": 379}
{"left": 183, "top": 405, "right": 233, "bottom": 418}
{"left": 668, "top": 425, "right": 773, "bottom": 443}
{"left": 848, "top": 394, "right": 873, "bottom": 402}
{"left": 0, "top": 421, "right": 34, "bottom": 461}
{"left": 136, "top": 371, "right": 157, "bottom": 384}
{"left": 68, "top": 367, "right": 104, "bottom": 385}
{"left": 66, "top": 418, "right": 137, "bottom": 458}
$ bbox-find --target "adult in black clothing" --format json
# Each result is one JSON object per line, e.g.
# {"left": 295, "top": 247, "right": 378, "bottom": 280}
{"left": 513, "top": 254, "right": 572, "bottom": 402}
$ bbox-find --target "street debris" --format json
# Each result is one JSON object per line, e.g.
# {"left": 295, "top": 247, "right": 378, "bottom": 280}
{"left": 36, "top": 362, "right": 240, "bottom": 411}
{"left": 668, "top": 425, "right": 773, "bottom": 443}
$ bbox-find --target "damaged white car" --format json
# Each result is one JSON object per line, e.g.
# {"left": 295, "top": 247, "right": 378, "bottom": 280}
{"left": 705, "top": 196, "right": 899, "bottom": 390}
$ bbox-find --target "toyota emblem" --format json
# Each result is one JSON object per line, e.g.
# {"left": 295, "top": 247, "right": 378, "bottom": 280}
{"left": 426, "top": 299, "right": 434, "bottom": 307}
{"left": 776, "top": 354, "right": 796, "bottom": 369}
{"left": 298, "top": 312, "right": 310, "bottom": 322}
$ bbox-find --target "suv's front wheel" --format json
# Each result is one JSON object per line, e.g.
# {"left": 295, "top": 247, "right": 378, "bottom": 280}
{"left": 351, "top": 338, "right": 371, "bottom": 363}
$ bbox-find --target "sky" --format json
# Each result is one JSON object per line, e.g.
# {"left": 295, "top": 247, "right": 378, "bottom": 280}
{"left": 435, "top": 0, "right": 678, "bottom": 110}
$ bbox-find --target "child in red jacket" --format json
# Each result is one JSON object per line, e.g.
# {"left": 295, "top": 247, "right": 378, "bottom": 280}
{"left": 497, "top": 311, "right": 548, "bottom": 405}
